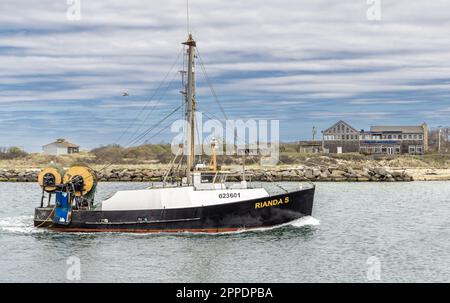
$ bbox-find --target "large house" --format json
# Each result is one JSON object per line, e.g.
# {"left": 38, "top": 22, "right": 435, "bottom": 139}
{"left": 322, "top": 120, "right": 360, "bottom": 153}
{"left": 42, "top": 139, "right": 80, "bottom": 155}
{"left": 322, "top": 121, "right": 428, "bottom": 155}
{"left": 360, "top": 124, "right": 428, "bottom": 155}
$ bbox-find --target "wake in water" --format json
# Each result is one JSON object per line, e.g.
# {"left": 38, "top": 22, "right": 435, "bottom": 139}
{"left": 0, "top": 215, "right": 319, "bottom": 236}
{"left": 166, "top": 216, "right": 321, "bottom": 236}
{"left": 236, "top": 216, "right": 320, "bottom": 234}
{"left": 0, "top": 215, "right": 45, "bottom": 234}
{"left": 289, "top": 216, "right": 320, "bottom": 228}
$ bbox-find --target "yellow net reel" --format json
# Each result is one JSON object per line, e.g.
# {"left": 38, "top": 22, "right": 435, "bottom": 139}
{"left": 38, "top": 167, "right": 63, "bottom": 192}
{"left": 63, "top": 166, "right": 96, "bottom": 196}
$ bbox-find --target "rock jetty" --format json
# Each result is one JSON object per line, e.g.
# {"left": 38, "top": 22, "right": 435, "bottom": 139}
{"left": 0, "top": 166, "right": 414, "bottom": 182}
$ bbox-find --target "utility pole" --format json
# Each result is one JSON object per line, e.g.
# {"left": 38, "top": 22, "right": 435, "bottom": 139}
{"left": 438, "top": 126, "right": 442, "bottom": 153}
{"left": 321, "top": 130, "right": 325, "bottom": 153}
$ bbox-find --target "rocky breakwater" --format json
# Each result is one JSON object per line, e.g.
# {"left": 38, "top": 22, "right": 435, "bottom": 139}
{"left": 237, "top": 166, "right": 413, "bottom": 182}
{"left": 95, "top": 168, "right": 166, "bottom": 182}
{"left": 0, "top": 166, "right": 413, "bottom": 182}
{"left": 0, "top": 169, "right": 40, "bottom": 182}
{"left": 88, "top": 166, "right": 413, "bottom": 182}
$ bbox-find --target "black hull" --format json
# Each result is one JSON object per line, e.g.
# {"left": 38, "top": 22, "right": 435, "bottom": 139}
{"left": 34, "top": 187, "right": 315, "bottom": 233}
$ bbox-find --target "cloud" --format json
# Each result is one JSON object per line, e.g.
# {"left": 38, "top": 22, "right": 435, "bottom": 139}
{"left": 1, "top": 0, "right": 450, "bottom": 150}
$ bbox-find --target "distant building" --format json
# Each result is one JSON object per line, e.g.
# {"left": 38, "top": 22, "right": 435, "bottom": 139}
{"left": 42, "top": 139, "right": 80, "bottom": 155}
{"left": 360, "top": 124, "right": 429, "bottom": 155}
{"left": 297, "top": 141, "right": 322, "bottom": 153}
{"left": 321, "top": 121, "right": 429, "bottom": 155}
{"left": 322, "top": 120, "right": 360, "bottom": 153}
{"left": 236, "top": 143, "right": 274, "bottom": 156}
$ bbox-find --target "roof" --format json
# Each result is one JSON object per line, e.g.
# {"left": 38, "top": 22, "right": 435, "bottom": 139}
{"left": 43, "top": 139, "right": 79, "bottom": 148}
{"left": 323, "top": 120, "right": 358, "bottom": 133}
{"left": 298, "top": 141, "right": 322, "bottom": 146}
{"left": 370, "top": 126, "right": 424, "bottom": 133}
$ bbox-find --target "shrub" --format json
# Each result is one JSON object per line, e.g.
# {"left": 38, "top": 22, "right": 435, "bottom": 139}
{"left": 90, "top": 144, "right": 126, "bottom": 163}
{"left": 279, "top": 154, "right": 296, "bottom": 164}
{"left": 90, "top": 144, "right": 176, "bottom": 164}
{"left": 0, "top": 146, "right": 28, "bottom": 159}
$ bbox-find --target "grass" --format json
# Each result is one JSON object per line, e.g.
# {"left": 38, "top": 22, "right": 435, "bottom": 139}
{"left": 1, "top": 144, "right": 450, "bottom": 170}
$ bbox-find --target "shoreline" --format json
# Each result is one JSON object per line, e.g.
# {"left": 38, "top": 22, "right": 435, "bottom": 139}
{"left": 1, "top": 166, "right": 449, "bottom": 182}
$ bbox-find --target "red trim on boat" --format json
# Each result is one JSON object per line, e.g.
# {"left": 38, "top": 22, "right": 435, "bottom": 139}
{"left": 47, "top": 227, "right": 247, "bottom": 233}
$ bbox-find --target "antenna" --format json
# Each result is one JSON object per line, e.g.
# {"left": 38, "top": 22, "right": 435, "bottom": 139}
{"left": 186, "top": 0, "right": 190, "bottom": 34}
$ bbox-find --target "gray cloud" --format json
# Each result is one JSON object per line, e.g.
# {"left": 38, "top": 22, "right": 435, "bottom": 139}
{"left": 1, "top": 0, "right": 450, "bottom": 150}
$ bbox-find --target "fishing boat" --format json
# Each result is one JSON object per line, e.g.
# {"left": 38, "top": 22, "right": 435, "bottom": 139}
{"left": 33, "top": 34, "right": 315, "bottom": 233}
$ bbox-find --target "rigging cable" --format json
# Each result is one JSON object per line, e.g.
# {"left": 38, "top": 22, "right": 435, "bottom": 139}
{"left": 186, "top": 0, "right": 191, "bottom": 35}
{"left": 85, "top": 103, "right": 185, "bottom": 179}
{"left": 124, "top": 103, "right": 184, "bottom": 148}
{"left": 114, "top": 47, "right": 184, "bottom": 145}
{"left": 200, "top": 110, "right": 289, "bottom": 193}
{"left": 124, "top": 66, "right": 182, "bottom": 147}
{"left": 196, "top": 48, "right": 228, "bottom": 121}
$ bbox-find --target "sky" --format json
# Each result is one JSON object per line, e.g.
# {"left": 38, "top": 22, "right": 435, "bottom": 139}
{"left": 1, "top": 0, "right": 450, "bottom": 152}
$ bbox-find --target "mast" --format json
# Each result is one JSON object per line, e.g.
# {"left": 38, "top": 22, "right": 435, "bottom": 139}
{"left": 183, "top": 34, "right": 196, "bottom": 184}
{"left": 210, "top": 137, "right": 218, "bottom": 172}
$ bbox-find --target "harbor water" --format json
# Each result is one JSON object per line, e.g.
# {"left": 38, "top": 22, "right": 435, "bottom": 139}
{"left": 0, "top": 182, "right": 449, "bottom": 282}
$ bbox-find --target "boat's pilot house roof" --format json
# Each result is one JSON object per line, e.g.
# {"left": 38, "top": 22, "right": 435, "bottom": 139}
{"left": 192, "top": 172, "right": 248, "bottom": 190}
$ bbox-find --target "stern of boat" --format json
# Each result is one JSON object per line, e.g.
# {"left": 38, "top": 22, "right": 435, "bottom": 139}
{"left": 34, "top": 207, "right": 54, "bottom": 227}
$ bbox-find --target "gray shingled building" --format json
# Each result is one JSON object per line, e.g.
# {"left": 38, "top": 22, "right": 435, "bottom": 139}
{"left": 322, "top": 121, "right": 429, "bottom": 155}
{"left": 359, "top": 124, "right": 428, "bottom": 155}
{"left": 322, "top": 120, "right": 360, "bottom": 153}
